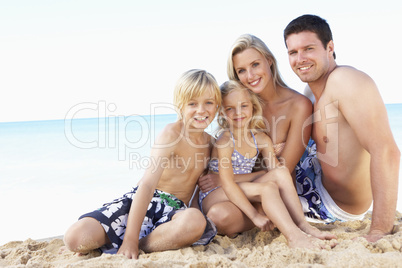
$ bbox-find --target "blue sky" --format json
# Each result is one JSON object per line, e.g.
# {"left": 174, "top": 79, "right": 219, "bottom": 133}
{"left": 1, "top": 0, "right": 401, "bottom": 122}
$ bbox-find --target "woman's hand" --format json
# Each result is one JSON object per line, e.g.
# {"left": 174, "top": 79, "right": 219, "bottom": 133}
{"left": 198, "top": 173, "right": 220, "bottom": 192}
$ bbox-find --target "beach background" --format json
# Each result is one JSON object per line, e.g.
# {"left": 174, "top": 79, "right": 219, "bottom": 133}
{"left": 1, "top": 0, "right": 402, "bottom": 267}
{"left": 0, "top": 104, "right": 401, "bottom": 247}
{"left": 0, "top": 108, "right": 402, "bottom": 267}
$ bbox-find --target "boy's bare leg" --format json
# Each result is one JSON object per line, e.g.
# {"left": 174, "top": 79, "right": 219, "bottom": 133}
{"left": 139, "top": 208, "right": 206, "bottom": 253}
{"left": 63, "top": 217, "right": 110, "bottom": 254}
{"left": 255, "top": 168, "right": 336, "bottom": 240}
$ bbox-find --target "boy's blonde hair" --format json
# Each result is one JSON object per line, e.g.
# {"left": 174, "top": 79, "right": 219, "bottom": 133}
{"left": 218, "top": 80, "right": 267, "bottom": 133}
{"left": 173, "top": 69, "right": 221, "bottom": 116}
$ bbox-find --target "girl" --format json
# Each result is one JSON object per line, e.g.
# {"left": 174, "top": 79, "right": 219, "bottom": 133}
{"left": 199, "top": 80, "right": 335, "bottom": 249}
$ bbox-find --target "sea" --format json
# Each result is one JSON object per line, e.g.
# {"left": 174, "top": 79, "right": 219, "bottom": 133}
{"left": 1, "top": 104, "right": 402, "bottom": 246}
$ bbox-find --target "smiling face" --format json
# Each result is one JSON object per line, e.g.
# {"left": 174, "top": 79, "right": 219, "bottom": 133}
{"left": 181, "top": 87, "right": 218, "bottom": 130}
{"left": 222, "top": 89, "right": 253, "bottom": 130}
{"left": 286, "top": 31, "right": 334, "bottom": 84}
{"left": 232, "top": 48, "right": 272, "bottom": 94}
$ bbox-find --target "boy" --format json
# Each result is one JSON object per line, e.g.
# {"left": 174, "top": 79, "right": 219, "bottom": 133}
{"left": 63, "top": 69, "right": 222, "bottom": 259}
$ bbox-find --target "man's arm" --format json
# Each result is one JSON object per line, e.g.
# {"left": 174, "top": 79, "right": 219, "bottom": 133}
{"left": 333, "top": 67, "right": 400, "bottom": 241}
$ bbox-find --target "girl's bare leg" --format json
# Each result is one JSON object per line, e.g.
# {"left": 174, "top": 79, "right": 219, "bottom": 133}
{"left": 201, "top": 187, "right": 256, "bottom": 236}
{"left": 255, "top": 168, "right": 336, "bottom": 240}
{"left": 239, "top": 181, "right": 332, "bottom": 249}
{"left": 207, "top": 201, "right": 255, "bottom": 236}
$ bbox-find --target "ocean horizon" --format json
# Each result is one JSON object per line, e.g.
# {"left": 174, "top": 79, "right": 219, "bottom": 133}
{"left": 1, "top": 104, "right": 401, "bottom": 246}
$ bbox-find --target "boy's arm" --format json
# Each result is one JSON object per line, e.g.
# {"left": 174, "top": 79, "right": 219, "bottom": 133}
{"left": 117, "top": 126, "right": 177, "bottom": 259}
{"left": 334, "top": 68, "right": 400, "bottom": 242}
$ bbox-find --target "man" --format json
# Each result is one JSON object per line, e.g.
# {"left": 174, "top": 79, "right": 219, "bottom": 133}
{"left": 284, "top": 14, "right": 400, "bottom": 242}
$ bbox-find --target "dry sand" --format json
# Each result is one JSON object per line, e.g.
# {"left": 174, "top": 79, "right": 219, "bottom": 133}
{"left": 1, "top": 212, "right": 402, "bottom": 268}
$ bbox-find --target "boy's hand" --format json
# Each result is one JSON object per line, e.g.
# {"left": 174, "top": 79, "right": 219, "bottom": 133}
{"left": 198, "top": 173, "right": 220, "bottom": 192}
{"left": 252, "top": 214, "right": 275, "bottom": 232}
{"left": 117, "top": 240, "right": 139, "bottom": 259}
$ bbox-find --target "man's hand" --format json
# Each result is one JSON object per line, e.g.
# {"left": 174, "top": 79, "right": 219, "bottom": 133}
{"left": 198, "top": 173, "right": 220, "bottom": 192}
{"left": 363, "top": 225, "right": 399, "bottom": 242}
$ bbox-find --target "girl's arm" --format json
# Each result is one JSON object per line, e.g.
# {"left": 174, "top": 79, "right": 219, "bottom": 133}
{"left": 117, "top": 125, "right": 177, "bottom": 259}
{"left": 255, "top": 133, "right": 280, "bottom": 170}
{"left": 217, "top": 136, "right": 269, "bottom": 230}
{"left": 198, "top": 170, "right": 266, "bottom": 192}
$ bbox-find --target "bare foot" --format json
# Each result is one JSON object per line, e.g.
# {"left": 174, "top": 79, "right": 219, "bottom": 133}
{"left": 287, "top": 231, "right": 337, "bottom": 250}
{"left": 299, "top": 223, "right": 337, "bottom": 240}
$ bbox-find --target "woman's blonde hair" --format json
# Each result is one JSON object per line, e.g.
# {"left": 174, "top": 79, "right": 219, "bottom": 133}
{"left": 173, "top": 69, "right": 221, "bottom": 117}
{"left": 218, "top": 80, "right": 267, "bottom": 134}
{"left": 227, "top": 34, "right": 288, "bottom": 90}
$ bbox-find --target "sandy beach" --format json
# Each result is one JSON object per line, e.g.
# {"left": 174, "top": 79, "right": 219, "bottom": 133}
{"left": 1, "top": 212, "right": 401, "bottom": 268}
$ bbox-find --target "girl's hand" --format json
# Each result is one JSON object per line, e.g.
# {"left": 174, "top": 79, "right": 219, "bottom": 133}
{"left": 198, "top": 173, "right": 220, "bottom": 192}
{"left": 117, "top": 240, "right": 139, "bottom": 259}
{"left": 252, "top": 214, "right": 275, "bottom": 232}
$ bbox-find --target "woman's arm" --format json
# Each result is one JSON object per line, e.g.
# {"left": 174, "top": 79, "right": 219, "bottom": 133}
{"left": 280, "top": 94, "right": 313, "bottom": 172}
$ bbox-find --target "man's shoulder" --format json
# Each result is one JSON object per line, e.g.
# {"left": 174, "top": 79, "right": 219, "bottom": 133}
{"left": 326, "top": 65, "right": 375, "bottom": 97}
{"left": 328, "top": 65, "right": 373, "bottom": 85}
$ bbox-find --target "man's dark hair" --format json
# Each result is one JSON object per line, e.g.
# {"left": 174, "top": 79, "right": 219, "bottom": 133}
{"left": 284, "top": 14, "right": 336, "bottom": 59}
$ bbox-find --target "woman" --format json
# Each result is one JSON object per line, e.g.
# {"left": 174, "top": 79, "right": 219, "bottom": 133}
{"left": 198, "top": 34, "right": 313, "bottom": 237}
